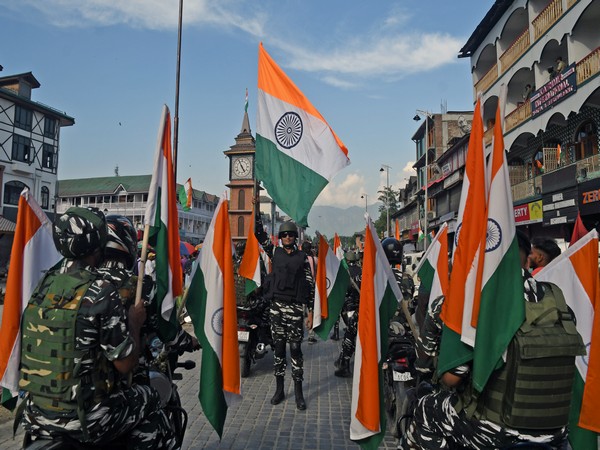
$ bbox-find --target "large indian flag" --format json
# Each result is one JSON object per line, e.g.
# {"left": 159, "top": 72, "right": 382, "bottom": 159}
{"left": 144, "top": 105, "right": 183, "bottom": 341}
{"left": 187, "top": 197, "right": 241, "bottom": 438}
{"left": 535, "top": 230, "right": 600, "bottom": 450}
{"left": 415, "top": 221, "right": 448, "bottom": 308}
{"left": 350, "top": 215, "right": 401, "bottom": 449}
{"left": 256, "top": 42, "right": 350, "bottom": 227}
{"left": 0, "top": 189, "right": 61, "bottom": 408}
{"left": 313, "top": 234, "right": 350, "bottom": 340}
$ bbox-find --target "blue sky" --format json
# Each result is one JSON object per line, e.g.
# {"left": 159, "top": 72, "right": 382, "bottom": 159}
{"left": 1, "top": 0, "right": 491, "bottom": 208}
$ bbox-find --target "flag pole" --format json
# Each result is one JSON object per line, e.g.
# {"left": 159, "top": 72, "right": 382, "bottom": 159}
{"left": 173, "top": 0, "right": 184, "bottom": 182}
{"left": 134, "top": 224, "right": 151, "bottom": 306}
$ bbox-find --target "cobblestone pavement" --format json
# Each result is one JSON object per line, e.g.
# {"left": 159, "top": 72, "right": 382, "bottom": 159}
{"left": 0, "top": 331, "right": 398, "bottom": 449}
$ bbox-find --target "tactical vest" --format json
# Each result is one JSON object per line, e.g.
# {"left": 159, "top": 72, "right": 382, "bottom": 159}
{"left": 472, "top": 282, "right": 586, "bottom": 430}
{"left": 19, "top": 267, "right": 103, "bottom": 417}
{"left": 271, "top": 247, "right": 307, "bottom": 303}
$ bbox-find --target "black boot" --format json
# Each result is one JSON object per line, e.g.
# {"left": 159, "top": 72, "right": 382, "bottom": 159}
{"left": 294, "top": 381, "right": 306, "bottom": 410}
{"left": 334, "top": 358, "right": 352, "bottom": 378}
{"left": 331, "top": 323, "right": 339, "bottom": 341}
{"left": 270, "top": 376, "right": 285, "bottom": 405}
{"left": 334, "top": 354, "right": 343, "bottom": 369}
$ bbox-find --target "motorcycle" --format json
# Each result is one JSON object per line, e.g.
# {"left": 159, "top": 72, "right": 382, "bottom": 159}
{"left": 237, "top": 296, "right": 272, "bottom": 378}
{"left": 22, "top": 336, "right": 195, "bottom": 450}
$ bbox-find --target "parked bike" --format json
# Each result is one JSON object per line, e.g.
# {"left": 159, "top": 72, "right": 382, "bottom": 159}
{"left": 237, "top": 296, "right": 272, "bottom": 378}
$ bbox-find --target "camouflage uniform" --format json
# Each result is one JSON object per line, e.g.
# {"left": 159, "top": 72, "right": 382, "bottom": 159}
{"left": 338, "top": 262, "right": 362, "bottom": 362}
{"left": 401, "top": 271, "right": 567, "bottom": 449}
{"left": 22, "top": 259, "right": 176, "bottom": 449}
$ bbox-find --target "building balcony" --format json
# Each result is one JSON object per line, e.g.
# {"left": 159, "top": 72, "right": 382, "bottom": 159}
{"left": 499, "top": 28, "right": 530, "bottom": 74}
{"left": 532, "top": 0, "right": 563, "bottom": 41}
{"left": 484, "top": 127, "right": 494, "bottom": 146}
{"left": 505, "top": 101, "right": 531, "bottom": 133}
{"left": 567, "top": 0, "right": 579, "bottom": 9}
{"left": 576, "top": 47, "right": 600, "bottom": 86}
{"left": 511, "top": 176, "right": 541, "bottom": 202}
{"left": 475, "top": 63, "right": 498, "bottom": 95}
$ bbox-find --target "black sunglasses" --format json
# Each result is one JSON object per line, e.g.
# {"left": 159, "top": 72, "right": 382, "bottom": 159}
{"left": 280, "top": 232, "right": 296, "bottom": 238}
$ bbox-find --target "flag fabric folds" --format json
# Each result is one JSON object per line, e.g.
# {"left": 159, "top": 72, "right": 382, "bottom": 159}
{"left": 144, "top": 105, "right": 183, "bottom": 340}
{"left": 313, "top": 235, "right": 350, "bottom": 340}
{"left": 394, "top": 219, "right": 400, "bottom": 241}
{"left": 438, "top": 98, "right": 487, "bottom": 375}
{"left": 333, "top": 233, "right": 344, "bottom": 260}
{"left": 187, "top": 197, "right": 241, "bottom": 437}
{"left": 570, "top": 213, "right": 588, "bottom": 247}
{"left": 350, "top": 215, "right": 401, "bottom": 449}
{"left": 239, "top": 209, "right": 262, "bottom": 295}
{"left": 535, "top": 230, "right": 600, "bottom": 450}
{"left": 471, "top": 101, "right": 524, "bottom": 391}
{"left": 256, "top": 42, "right": 350, "bottom": 227}
{"left": 0, "top": 189, "right": 61, "bottom": 408}
{"left": 415, "top": 222, "right": 449, "bottom": 308}
{"left": 178, "top": 178, "right": 193, "bottom": 211}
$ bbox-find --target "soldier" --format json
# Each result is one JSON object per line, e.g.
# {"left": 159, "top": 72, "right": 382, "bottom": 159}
{"left": 255, "top": 218, "right": 314, "bottom": 410}
{"left": 19, "top": 207, "right": 176, "bottom": 449}
{"left": 334, "top": 251, "right": 362, "bottom": 377}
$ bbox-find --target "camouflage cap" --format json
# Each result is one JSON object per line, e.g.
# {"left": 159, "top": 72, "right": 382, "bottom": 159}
{"left": 53, "top": 207, "right": 108, "bottom": 259}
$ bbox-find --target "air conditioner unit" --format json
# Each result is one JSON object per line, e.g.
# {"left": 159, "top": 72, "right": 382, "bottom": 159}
{"left": 427, "top": 211, "right": 436, "bottom": 220}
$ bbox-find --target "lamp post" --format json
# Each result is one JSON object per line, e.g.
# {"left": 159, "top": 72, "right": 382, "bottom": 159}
{"left": 361, "top": 193, "right": 368, "bottom": 213}
{"left": 413, "top": 110, "right": 432, "bottom": 250}
{"left": 380, "top": 164, "right": 391, "bottom": 238}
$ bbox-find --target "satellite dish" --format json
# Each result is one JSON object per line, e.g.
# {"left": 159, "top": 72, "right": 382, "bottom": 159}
{"left": 457, "top": 115, "right": 471, "bottom": 134}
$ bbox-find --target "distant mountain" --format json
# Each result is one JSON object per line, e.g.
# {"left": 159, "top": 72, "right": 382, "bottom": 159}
{"left": 305, "top": 204, "right": 382, "bottom": 238}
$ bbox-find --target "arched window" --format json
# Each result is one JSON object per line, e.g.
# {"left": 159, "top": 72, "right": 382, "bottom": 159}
{"left": 532, "top": 149, "right": 544, "bottom": 176}
{"left": 238, "top": 189, "right": 245, "bottom": 210}
{"left": 237, "top": 216, "right": 245, "bottom": 237}
{"left": 41, "top": 186, "right": 50, "bottom": 209}
{"left": 4, "top": 181, "right": 29, "bottom": 205}
{"left": 575, "top": 121, "right": 598, "bottom": 160}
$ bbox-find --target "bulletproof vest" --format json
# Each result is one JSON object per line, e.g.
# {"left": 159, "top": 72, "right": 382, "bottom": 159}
{"left": 271, "top": 247, "right": 307, "bottom": 302}
{"left": 473, "top": 282, "right": 586, "bottom": 430}
{"left": 19, "top": 267, "right": 106, "bottom": 415}
{"left": 233, "top": 258, "right": 249, "bottom": 306}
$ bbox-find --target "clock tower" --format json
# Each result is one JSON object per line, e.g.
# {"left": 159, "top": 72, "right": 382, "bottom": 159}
{"left": 224, "top": 109, "right": 256, "bottom": 244}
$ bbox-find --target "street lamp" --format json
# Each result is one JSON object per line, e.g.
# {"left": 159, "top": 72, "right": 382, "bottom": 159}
{"left": 360, "top": 193, "right": 368, "bottom": 213}
{"left": 380, "top": 164, "right": 391, "bottom": 238}
{"left": 413, "top": 110, "right": 432, "bottom": 250}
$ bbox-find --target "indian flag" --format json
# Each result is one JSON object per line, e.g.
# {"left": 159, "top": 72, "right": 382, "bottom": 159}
{"left": 256, "top": 42, "right": 350, "bottom": 227}
{"left": 239, "top": 208, "right": 262, "bottom": 294}
{"left": 438, "top": 98, "right": 487, "bottom": 375}
{"left": 395, "top": 219, "right": 400, "bottom": 240}
{"left": 144, "top": 105, "right": 183, "bottom": 341}
{"left": 417, "top": 225, "right": 424, "bottom": 242}
{"left": 178, "top": 177, "right": 193, "bottom": 211}
{"left": 535, "top": 230, "right": 600, "bottom": 450}
{"left": 333, "top": 233, "right": 344, "bottom": 260}
{"left": 471, "top": 101, "right": 524, "bottom": 391}
{"left": 187, "top": 197, "right": 241, "bottom": 437}
{"left": 350, "top": 215, "right": 401, "bottom": 449}
{"left": 313, "top": 235, "right": 350, "bottom": 340}
{"left": 415, "top": 222, "right": 448, "bottom": 308}
{"left": 0, "top": 189, "right": 61, "bottom": 409}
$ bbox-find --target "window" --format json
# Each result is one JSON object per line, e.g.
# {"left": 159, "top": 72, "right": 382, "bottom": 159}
{"left": 238, "top": 189, "right": 245, "bottom": 210}
{"left": 12, "top": 135, "right": 31, "bottom": 163}
{"left": 238, "top": 216, "right": 244, "bottom": 236}
{"left": 575, "top": 121, "right": 598, "bottom": 160}
{"left": 41, "top": 186, "right": 50, "bottom": 209}
{"left": 4, "top": 181, "right": 29, "bottom": 205}
{"left": 15, "top": 106, "right": 33, "bottom": 131}
{"left": 42, "top": 144, "right": 56, "bottom": 169}
{"left": 44, "top": 117, "right": 57, "bottom": 138}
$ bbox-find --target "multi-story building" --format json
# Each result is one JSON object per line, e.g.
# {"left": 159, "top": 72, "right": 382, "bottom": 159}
{"left": 460, "top": 0, "right": 599, "bottom": 238}
{"left": 56, "top": 175, "right": 218, "bottom": 245}
{"left": 0, "top": 72, "right": 74, "bottom": 222}
{"left": 408, "top": 111, "right": 473, "bottom": 250}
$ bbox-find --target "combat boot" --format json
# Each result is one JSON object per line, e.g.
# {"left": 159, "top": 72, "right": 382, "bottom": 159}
{"left": 270, "top": 376, "right": 285, "bottom": 405}
{"left": 334, "top": 354, "right": 343, "bottom": 369}
{"left": 330, "top": 323, "right": 339, "bottom": 341}
{"left": 334, "top": 358, "right": 352, "bottom": 378}
{"left": 294, "top": 380, "right": 306, "bottom": 410}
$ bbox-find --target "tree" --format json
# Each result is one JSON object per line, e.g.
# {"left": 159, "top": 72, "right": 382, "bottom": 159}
{"left": 375, "top": 186, "right": 400, "bottom": 237}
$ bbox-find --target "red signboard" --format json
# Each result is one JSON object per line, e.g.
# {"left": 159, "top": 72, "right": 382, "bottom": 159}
{"left": 513, "top": 204, "right": 530, "bottom": 223}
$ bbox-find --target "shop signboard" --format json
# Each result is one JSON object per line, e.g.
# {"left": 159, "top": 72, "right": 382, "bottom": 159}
{"left": 531, "top": 64, "right": 577, "bottom": 119}
{"left": 578, "top": 178, "right": 600, "bottom": 216}
{"left": 542, "top": 189, "right": 578, "bottom": 226}
{"left": 513, "top": 200, "right": 543, "bottom": 226}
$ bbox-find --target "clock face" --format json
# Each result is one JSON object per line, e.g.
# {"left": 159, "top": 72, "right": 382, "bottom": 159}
{"left": 233, "top": 157, "right": 252, "bottom": 179}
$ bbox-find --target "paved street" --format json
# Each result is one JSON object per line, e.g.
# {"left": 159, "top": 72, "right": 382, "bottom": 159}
{"left": 0, "top": 325, "right": 398, "bottom": 449}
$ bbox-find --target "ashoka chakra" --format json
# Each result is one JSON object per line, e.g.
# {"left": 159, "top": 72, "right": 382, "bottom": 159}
{"left": 275, "top": 112, "right": 303, "bottom": 149}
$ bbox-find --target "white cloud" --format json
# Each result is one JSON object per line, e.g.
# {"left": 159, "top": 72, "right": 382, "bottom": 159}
{"left": 315, "top": 172, "right": 366, "bottom": 207}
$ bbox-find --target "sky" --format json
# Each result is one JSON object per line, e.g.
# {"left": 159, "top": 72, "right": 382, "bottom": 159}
{"left": 0, "top": 0, "right": 492, "bottom": 209}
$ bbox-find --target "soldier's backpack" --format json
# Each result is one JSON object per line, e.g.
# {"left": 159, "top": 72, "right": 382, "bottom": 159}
{"left": 19, "top": 267, "right": 98, "bottom": 426}
{"left": 473, "top": 282, "right": 586, "bottom": 430}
